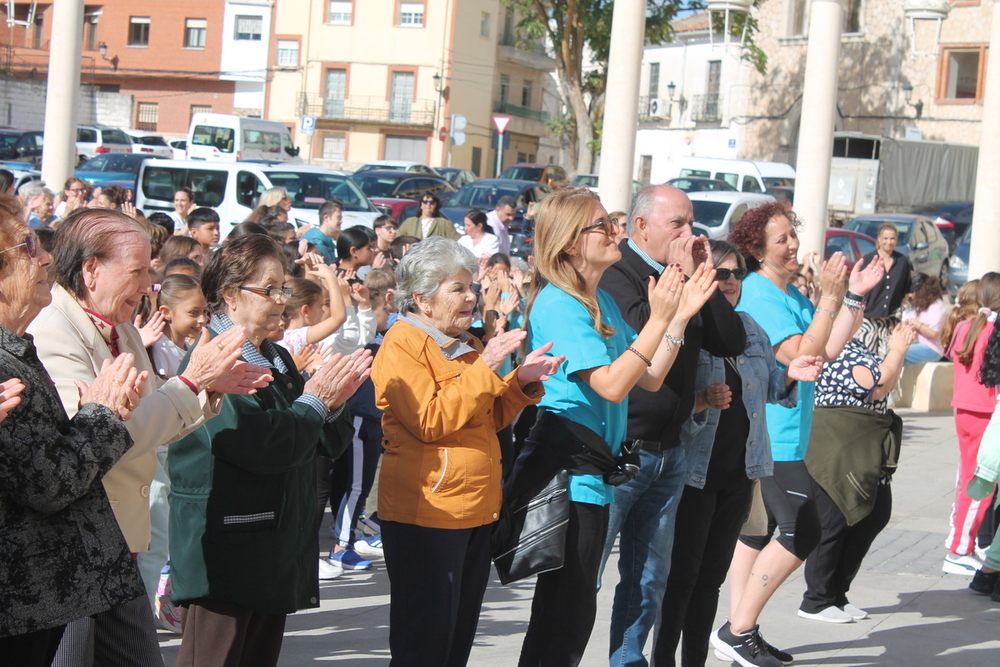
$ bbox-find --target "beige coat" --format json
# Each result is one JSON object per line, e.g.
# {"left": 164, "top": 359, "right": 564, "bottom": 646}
{"left": 28, "top": 284, "right": 219, "bottom": 552}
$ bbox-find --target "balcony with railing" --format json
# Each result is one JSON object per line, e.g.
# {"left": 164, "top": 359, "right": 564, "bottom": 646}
{"left": 497, "top": 32, "right": 555, "bottom": 70}
{"left": 691, "top": 93, "right": 722, "bottom": 123}
{"left": 296, "top": 93, "right": 436, "bottom": 126}
{"left": 494, "top": 100, "right": 550, "bottom": 123}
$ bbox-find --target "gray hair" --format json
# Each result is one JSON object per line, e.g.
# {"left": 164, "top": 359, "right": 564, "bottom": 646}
{"left": 496, "top": 195, "right": 516, "bottom": 210}
{"left": 19, "top": 180, "right": 51, "bottom": 201}
{"left": 395, "top": 236, "right": 477, "bottom": 314}
{"left": 626, "top": 186, "right": 659, "bottom": 236}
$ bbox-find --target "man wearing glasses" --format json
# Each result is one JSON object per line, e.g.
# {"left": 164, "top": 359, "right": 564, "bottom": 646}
{"left": 597, "top": 185, "right": 747, "bottom": 667}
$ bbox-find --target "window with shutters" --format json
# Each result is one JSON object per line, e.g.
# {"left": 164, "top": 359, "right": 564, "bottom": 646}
{"left": 329, "top": 1, "right": 352, "bottom": 24}
{"left": 234, "top": 15, "right": 262, "bottom": 41}
{"left": 136, "top": 103, "right": 158, "bottom": 131}
{"left": 399, "top": 2, "right": 424, "bottom": 27}
{"left": 185, "top": 18, "right": 206, "bottom": 49}
{"left": 277, "top": 40, "right": 299, "bottom": 67}
{"left": 128, "top": 17, "right": 150, "bottom": 46}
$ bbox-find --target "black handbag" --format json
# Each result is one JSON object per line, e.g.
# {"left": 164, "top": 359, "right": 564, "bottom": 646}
{"left": 491, "top": 469, "right": 570, "bottom": 585}
{"left": 491, "top": 410, "right": 640, "bottom": 585}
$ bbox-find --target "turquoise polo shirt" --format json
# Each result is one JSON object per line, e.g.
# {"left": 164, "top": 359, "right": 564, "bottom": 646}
{"left": 302, "top": 227, "right": 338, "bottom": 265}
{"left": 736, "top": 272, "right": 816, "bottom": 461}
{"left": 528, "top": 284, "right": 637, "bottom": 505}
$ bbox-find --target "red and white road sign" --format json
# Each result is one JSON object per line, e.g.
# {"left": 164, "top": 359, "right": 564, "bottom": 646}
{"left": 492, "top": 115, "right": 511, "bottom": 134}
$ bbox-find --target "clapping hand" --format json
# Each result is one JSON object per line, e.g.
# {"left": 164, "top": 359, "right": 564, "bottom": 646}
{"left": 183, "top": 327, "right": 272, "bottom": 395}
{"left": 76, "top": 354, "right": 149, "bottom": 421}
{"left": 677, "top": 260, "right": 718, "bottom": 321}
{"left": 819, "top": 253, "right": 848, "bottom": 303}
{"left": 134, "top": 311, "right": 166, "bottom": 348}
{"left": 647, "top": 264, "right": 684, "bottom": 327}
{"left": 888, "top": 322, "right": 917, "bottom": 355}
{"left": 481, "top": 327, "right": 526, "bottom": 372}
{"left": 517, "top": 341, "right": 564, "bottom": 388}
{"left": 848, "top": 255, "right": 885, "bottom": 298}
{"left": 0, "top": 378, "right": 25, "bottom": 422}
{"left": 786, "top": 355, "right": 824, "bottom": 383}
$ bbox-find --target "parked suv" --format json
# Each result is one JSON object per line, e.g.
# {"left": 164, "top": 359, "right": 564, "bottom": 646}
{"left": 500, "top": 163, "right": 569, "bottom": 188}
{"left": 76, "top": 126, "right": 132, "bottom": 163}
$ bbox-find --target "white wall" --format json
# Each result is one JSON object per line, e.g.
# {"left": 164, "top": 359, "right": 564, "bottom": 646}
{"left": 220, "top": 0, "right": 271, "bottom": 112}
{"left": 0, "top": 75, "right": 132, "bottom": 130}
{"left": 633, "top": 21, "right": 751, "bottom": 182}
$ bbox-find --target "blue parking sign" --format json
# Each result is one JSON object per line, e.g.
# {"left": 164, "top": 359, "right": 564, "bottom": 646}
{"left": 300, "top": 115, "right": 316, "bottom": 136}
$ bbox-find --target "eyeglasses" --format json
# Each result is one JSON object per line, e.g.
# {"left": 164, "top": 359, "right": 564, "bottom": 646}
{"left": 580, "top": 217, "right": 620, "bottom": 237}
{"left": 715, "top": 267, "right": 748, "bottom": 281}
{"left": 421, "top": 200, "right": 435, "bottom": 205}
{"left": 67, "top": 188, "right": 87, "bottom": 193}
{"left": 239, "top": 285, "right": 293, "bottom": 300}
{"left": 0, "top": 234, "right": 37, "bottom": 260}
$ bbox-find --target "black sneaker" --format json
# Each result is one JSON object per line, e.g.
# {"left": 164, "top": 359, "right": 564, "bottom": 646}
{"left": 970, "top": 569, "right": 999, "bottom": 595}
{"left": 711, "top": 621, "right": 782, "bottom": 667}
{"left": 759, "top": 631, "right": 794, "bottom": 665}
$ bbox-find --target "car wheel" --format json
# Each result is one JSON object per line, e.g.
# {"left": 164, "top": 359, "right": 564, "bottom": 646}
{"left": 939, "top": 260, "right": 949, "bottom": 288}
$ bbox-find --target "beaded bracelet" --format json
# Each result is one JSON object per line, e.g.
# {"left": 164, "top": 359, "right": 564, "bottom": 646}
{"left": 664, "top": 332, "right": 685, "bottom": 347}
{"left": 626, "top": 345, "right": 652, "bottom": 367}
{"left": 843, "top": 296, "right": 864, "bottom": 312}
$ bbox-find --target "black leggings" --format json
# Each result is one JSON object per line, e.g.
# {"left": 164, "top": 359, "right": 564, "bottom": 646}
{"left": 739, "top": 460, "right": 823, "bottom": 560}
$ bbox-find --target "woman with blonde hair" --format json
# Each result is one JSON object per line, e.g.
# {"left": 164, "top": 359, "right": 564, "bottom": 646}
{"left": 513, "top": 187, "right": 718, "bottom": 665}
{"left": 259, "top": 186, "right": 292, "bottom": 210}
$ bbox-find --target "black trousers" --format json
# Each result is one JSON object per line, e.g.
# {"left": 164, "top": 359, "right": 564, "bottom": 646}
{"left": 652, "top": 474, "right": 753, "bottom": 667}
{"left": 519, "top": 500, "right": 609, "bottom": 667}
{"left": 382, "top": 520, "right": 493, "bottom": 667}
{"left": 0, "top": 625, "right": 65, "bottom": 667}
{"left": 800, "top": 482, "right": 893, "bottom": 614}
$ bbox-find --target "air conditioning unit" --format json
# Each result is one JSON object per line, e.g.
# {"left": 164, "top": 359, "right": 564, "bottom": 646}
{"left": 648, "top": 98, "right": 669, "bottom": 119}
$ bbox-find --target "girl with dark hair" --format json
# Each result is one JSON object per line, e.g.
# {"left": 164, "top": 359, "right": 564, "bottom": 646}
{"left": 398, "top": 192, "right": 459, "bottom": 240}
{"left": 159, "top": 235, "right": 204, "bottom": 268}
{"left": 458, "top": 208, "right": 499, "bottom": 258}
{"left": 336, "top": 226, "right": 375, "bottom": 273}
{"left": 901, "top": 273, "right": 947, "bottom": 365}
{"left": 943, "top": 272, "right": 1000, "bottom": 575}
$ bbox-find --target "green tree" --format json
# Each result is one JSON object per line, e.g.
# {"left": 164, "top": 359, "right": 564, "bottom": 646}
{"left": 504, "top": 1, "right": 765, "bottom": 174}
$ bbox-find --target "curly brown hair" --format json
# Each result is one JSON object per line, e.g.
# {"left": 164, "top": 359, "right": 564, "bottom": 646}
{"left": 727, "top": 201, "right": 801, "bottom": 272}
{"left": 908, "top": 272, "right": 943, "bottom": 313}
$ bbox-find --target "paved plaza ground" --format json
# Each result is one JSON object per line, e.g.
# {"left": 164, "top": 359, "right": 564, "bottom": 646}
{"left": 159, "top": 410, "right": 1000, "bottom": 666}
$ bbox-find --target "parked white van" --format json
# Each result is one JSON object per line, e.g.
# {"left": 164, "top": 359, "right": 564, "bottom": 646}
{"left": 186, "top": 113, "right": 302, "bottom": 163}
{"left": 135, "top": 160, "right": 379, "bottom": 234}
{"left": 676, "top": 157, "right": 795, "bottom": 196}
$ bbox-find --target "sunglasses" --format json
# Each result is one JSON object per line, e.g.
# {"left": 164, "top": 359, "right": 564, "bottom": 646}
{"left": 421, "top": 200, "right": 435, "bottom": 205}
{"left": 0, "top": 233, "right": 37, "bottom": 260}
{"left": 715, "top": 267, "right": 748, "bottom": 281}
{"left": 580, "top": 217, "right": 620, "bottom": 237}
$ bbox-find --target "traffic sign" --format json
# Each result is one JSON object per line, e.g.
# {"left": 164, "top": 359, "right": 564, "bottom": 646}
{"left": 493, "top": 115, "right": 511, "bottom": 134}
{"left": 300, "top": 115, "right": 316, "bottom": 136}
{"left": 452, "top": 114, "right": 467, "bottom": 131}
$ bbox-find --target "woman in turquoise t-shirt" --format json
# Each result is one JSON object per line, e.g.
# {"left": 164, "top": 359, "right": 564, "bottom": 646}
{"left": 711, "top": 202, "right": 884, "bottom": 667}
{"left": 516, "top": 187, "right": 718, "bottom": 665}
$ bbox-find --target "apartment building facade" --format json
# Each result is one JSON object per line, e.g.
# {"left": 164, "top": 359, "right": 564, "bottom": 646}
{"left": 1, "top": 0, "right": 271, "bottom": 136}
{"left": 267, "top": 0, "right": 560, "bottom": 174}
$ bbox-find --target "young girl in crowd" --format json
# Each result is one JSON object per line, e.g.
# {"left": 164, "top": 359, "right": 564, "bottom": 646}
{"left": 277, "top": 264, "right": 348, "bottom": 358}
{"left": 901, "top": 273, "right": 947, "bottom": 365}
{"left": 942, "top": 279, "right": 980, "bottom": 353}
{"left": 137, "top": 273, "right": 211, "bottom": 633}
{"left": 515, "top": 186, "right": 716, "bottom": 665}
{"left": 944, "top": 273, "right": 1000, "bottom": 575}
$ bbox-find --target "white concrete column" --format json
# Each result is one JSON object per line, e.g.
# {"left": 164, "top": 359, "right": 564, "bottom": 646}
{"left": 967, "top": 2, "right": 1000, "bottom": 279}
{"left": 793, "top": 0, "right": 843, "bottom": 260}
{"left": 41, "top": 0, "right": 85, "bottom": 189}
{"left": 597, "top": 0, "right": 645, "bottom": 214}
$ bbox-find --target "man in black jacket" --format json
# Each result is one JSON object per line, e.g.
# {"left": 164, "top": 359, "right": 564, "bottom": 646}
{"left": 598, "top": 185, "right": 746, "bottom": 666}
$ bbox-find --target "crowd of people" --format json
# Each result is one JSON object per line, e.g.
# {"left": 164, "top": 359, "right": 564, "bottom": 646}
{"left": 0, "top": 165, "right": 998, "bottom": 667}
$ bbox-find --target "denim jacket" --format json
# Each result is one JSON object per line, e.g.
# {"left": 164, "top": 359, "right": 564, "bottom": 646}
{"left": 682, "top": 312, "right": 797, "bottom": 488}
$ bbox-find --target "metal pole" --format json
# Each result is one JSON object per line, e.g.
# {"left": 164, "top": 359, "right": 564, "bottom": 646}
{"left": 967, "top": 1, "right": 1000, "bottom": 278}
{"left": 495, "top": 132, "right": 503, "bottom": 177}
{"left": 597, "top": 0, "right": 645, "bottom": 213}
{"left": 792, "top": 0, "right": 843, "bottom": 261}
{"left": 42, "top": 0, "right": 85, "bottom": 188}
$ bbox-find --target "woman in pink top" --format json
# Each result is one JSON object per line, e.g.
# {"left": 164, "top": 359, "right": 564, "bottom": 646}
{"left": 944, "top": 272, "right": 1000, "bottom": 575}
{"left": 902, "top": 273, "right": 947, "bottom": 365}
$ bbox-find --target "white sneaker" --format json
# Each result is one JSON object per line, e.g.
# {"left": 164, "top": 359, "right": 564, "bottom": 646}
{"left": 842, "top": 603, "right": 868, "bottom": 620}
{"left": 715, "top": 649, "right": 735, "bottom": 662}
{"left": 318, "top": 557, "right": 343, "bottom": 580}
{"left": 353, "top": 534, "right": 384, "bottom": 559}
{"left": 797, "top": 606, "right": 854, "bottom": 623}
{"left": 943, "top": 552, "right": 983, "bottom": 576}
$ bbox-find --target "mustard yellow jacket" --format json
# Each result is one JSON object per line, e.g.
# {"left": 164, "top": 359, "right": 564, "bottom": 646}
{"left": 372, "top": 314, "right": 543, "bottom": 529}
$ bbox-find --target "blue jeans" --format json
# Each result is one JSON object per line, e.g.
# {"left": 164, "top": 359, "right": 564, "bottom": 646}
{"left": 904, "top": 341, "right": 943, "bottom": 366}
{"left": 600, "top": 446, "right": 687, "bottom": 667}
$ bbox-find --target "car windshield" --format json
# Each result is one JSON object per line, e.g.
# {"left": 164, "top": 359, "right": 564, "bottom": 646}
{"left": 267, "top": 172, "right": 374, "bottom": 211}
{"left": 763, "top": 177, "right": 795, "bottom": 189}
{"left": 500, "top": 166, "right": 543, "bottom": 181}
{"left": 448, "top": 183, "right": 521, "bottom": 209}
{"left": 351, "top": 172, "right": 405, "bottom": 198}
{"left": 691, "top": 201, "right": 733, "bottom": 228}
{"left": 0, "top": 134, "right": 18, "bottom": 151}
{"left": 847, "top": 219, "right": 912, "bottom": 243}
{"left": 137, "top": 136, "right": 169, "bottom": 146}
{"left": 573, "top": 175, "right": 599, "bottom": 187}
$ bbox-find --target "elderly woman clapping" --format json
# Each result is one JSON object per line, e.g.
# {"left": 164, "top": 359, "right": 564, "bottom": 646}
{"left": 371, "top": 236, "right": 563, "bottom": 666}
{"left": 168, "top": 234, "right": 370, "bottom": 666}
{"left": 27, "top": 209, "right": 272, "bottom": 666}
{"left": 0, "top": 194, "right": 150, "bottom": 666}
